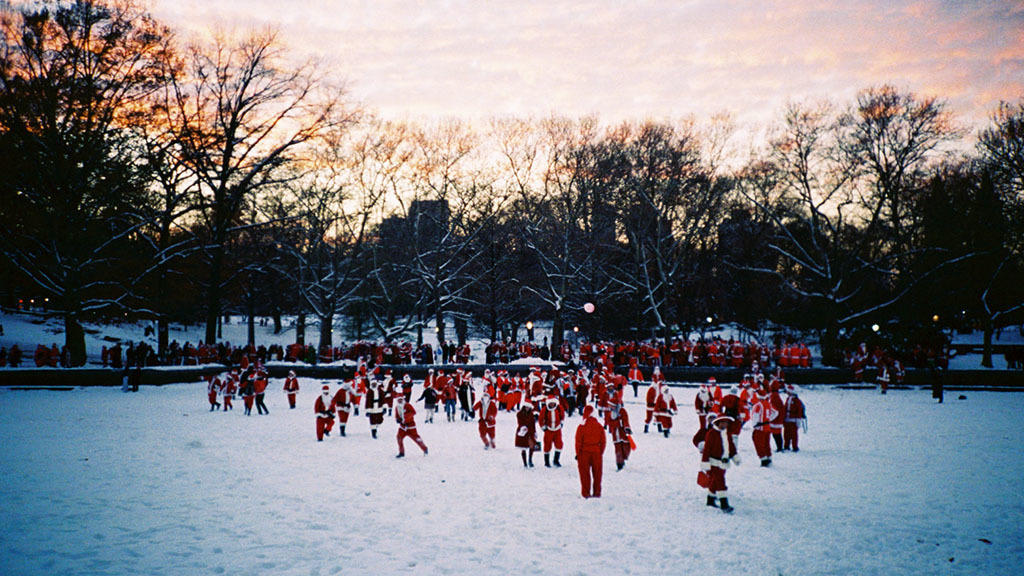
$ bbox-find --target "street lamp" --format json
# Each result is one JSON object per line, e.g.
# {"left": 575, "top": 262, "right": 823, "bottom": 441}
{"left": 871, "top": 324, "right": 880, "bottom": 333}
{"left": 932, "top": 314, "right": 940, "bottom": 323}
{"left": 526, "top": 321, "right": 535, "bottom": 341}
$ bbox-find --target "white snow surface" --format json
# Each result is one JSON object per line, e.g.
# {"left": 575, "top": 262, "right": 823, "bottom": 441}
{"left": 2, "top": 383, "right": 1023, "bottom": 575}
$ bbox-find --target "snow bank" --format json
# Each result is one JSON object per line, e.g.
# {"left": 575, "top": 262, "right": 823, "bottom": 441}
{"left": 1, "top": 383, "right": 1021, "bottom": 575}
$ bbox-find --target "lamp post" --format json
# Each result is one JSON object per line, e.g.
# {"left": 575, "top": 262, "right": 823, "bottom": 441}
{"left": 526, "top": 321, "right": 534, "bottom": 342}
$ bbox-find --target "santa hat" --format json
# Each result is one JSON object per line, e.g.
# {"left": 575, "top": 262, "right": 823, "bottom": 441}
{"left": 582, "top": 405, "right": 595, "bottom": 419}
{"left": 288, "top": 370, "right": 296, "bottom": 377}
{"left": 322, "top": 384, "right": 330, "bottom": 392}
{"left": 403, "top": 374, "right": 411, "bottom": 381}
{"left": 708, "top": 377, "right": 717, "bottom": 385}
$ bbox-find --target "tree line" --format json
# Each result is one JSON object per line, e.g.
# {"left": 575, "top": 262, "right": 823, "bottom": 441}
{"left": 1, "top": 0, "right": 1022, "bottom": 367}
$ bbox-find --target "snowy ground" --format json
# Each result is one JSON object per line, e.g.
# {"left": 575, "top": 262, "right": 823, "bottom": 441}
{"left": 2, "top": 382, "right": 1022, "bottom": 575}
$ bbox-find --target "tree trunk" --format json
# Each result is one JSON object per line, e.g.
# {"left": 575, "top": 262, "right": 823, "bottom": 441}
{"left": 982, "top": 319, "right": 994, "bottom": 368}
{"left": 158, "top": 320, "right": 169, "bottom": 361}
{"left": 272, "top": 311, "right": 282, "bottom": 334}
{"left": 296, "top": 314, "right": 306, "bottom": 345}
{"left": 455, "top": 317, "right": 467, "bottom": 347}
{"left": 65, "top": 312, "right": 86, "bottom": 367}
{"left": 204, "top": 248, "right": 223, "bottom": 345}
{"left": 552, "top": 313, "right": 564, "bottom": 349}
{"left": 247, "top": 310, "right": 255, "bottom": 347}
{"left": 319, "top": 313, "right": 333, "bottom": 349}
{"left": 436, "top": 308, "right": 446, "bottom": 346}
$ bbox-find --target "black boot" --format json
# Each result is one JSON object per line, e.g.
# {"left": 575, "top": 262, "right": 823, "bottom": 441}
{"left": 522, "top": 451, "right": 529, "bottom": 468}
{"left": 553, "top": 451, "right": 561, "bottom": 467}
{"left": 644, "top": 424, "right": 649, "bottom": 434}
{"left": 340, "top": 425, "right": 346, "bottom": 437}
{"left": 719, "top": 497, "right": 734, "bottom": 513}
{"left": 528, "top": 451, "right": 535, "bottom": 468}
{"left": 706, "top": 495, "right": 718, "bottom": 508}
{"left": 663, "top": 429, "right": 670, "bottom": 438}
{"left": 371, "top": 429, "right": 377, "bottom": 439}
{"left": 617, "top": 461, "right": 624, "bottom": 471}
{"left": 544, "top": 453, "right": 551, "bottom": 468}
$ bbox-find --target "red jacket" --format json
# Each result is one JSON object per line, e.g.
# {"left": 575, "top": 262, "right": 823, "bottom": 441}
{"left": 701, "top": 424, "right": 737, "bottom": 469}
{"left": 283, "top": 376, "right": 299, "bottom": 393}
{"left": 474, "top": 399, "right": 498, "bottom": 427}
{"left": 396, "top": 402, "right": 418, "bottom": 430}
{"left": 575, "top": 415, "right": 607, "bottom": 455}
{"left": 539, "top": 403, "right": 565, "bottom": 431}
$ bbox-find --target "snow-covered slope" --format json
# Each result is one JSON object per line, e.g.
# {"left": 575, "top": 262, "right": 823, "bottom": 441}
{"left": 1, "top": 383, "right": 1021, "bottom": 575}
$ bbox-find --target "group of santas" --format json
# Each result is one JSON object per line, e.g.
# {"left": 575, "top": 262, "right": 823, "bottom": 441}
{"left": 204, "top": 362, "right": 273, "bottom": 416}
{"left": 692, "top": 372, "right": 808, "bottom": 513}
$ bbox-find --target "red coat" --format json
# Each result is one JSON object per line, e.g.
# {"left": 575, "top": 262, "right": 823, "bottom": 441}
{"left": 515, "top": 407, "right": 537, "bottom": 448}
{"left": 575, "top": 416, "right": 607, "bottom": 456}
{"left": 606, "top": 407, "right": 632, "bottom": 444}
{"left": 283, "top": 376, "right": 299, "bottom": 394}
{"left": 396, "top": 402, "right": 418, "bottom": 430}
{"left": 314, "top": 395, "right": 334, "bottom": 416}
{"left": 701, "top": 425, "right": 737, "bottom": 469}
{"left": 474, "top": 398, "right": 498, "bottom": 427}
{"left": 539, "top": 403, "right": 565, "bottom": 431}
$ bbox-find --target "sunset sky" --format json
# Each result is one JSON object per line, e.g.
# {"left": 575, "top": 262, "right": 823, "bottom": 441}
{"left": 150, "top": 0, "right": 1023, "bottom": 140}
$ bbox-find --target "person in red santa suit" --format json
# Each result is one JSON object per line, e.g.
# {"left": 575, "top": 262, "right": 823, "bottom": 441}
{"left": 253, "top": 363, "right": 270, "bottom": 415}
{"left": 394, "top": 396, "right": 428, "bottom": 458}
{"left": 283, "top": 370, "right": 300, "bottom": 409}
{"left": 514, "top": 401, "right": 538, "bottom": 468}
{"left": 332, "top": 380, "right": 356, "bottom": 437}
{"left": 574, "top": 405, "right": 607, "bottom": 498}
{"left": 654, "top": 384, "right": 678, "bottom": 438}
{"left": 365, "top": 379, "right": 388, "bottom": 439}
{"left": 783, "top": 386, "right": 807, "bottom": 452}
{"left": 695, "top": 380, "right": 714, "bottom": 429}
{"left": 701, "top": 414, "right": 739, "bottom": 513}
{"left": 644, "top": 379, "right": 661, "bottom": 434}
{"left": 538, "top": 395, "right": 566, "bottom": 467}
{"left": 627, "top": 357, "right": 643, "bottom": 398}
{"left": 221, "top": 372, "right": 236, "bottom": 411}
{"left": 207, "top": 374, "right": 222, "bottom": 411}
{"left": 473, "top": 391, "right": 498, "bottom": 449}
{"left": 314, "top": 385, "right": 335, "bottom": 442}
{"left": 606, "top": 399, "right": 633, "bottom": 471}
{"left": 748, "top": 387, "right": 778, "bottom": 467}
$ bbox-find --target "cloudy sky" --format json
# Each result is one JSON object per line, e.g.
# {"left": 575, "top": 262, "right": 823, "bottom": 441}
{"left": 150, "top": 0, "right": 1023, "bottom": 137}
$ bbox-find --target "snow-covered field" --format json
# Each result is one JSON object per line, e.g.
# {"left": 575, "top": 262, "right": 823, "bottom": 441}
{"left": 2, "top": 382, "right": 1022, "bottom": 575}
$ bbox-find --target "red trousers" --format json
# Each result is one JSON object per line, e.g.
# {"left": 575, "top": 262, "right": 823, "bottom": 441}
{"left": 316, "top": 417, "right": 334, "bottom": 441}
{"left": 287, "top": 393, "right": 297, "bottom": 409}
{"left": 708, "top": 466, "right": 727, "bottom": 494}
{"left": 783, "top": 422, "right": 800, "bottom": 451}
{"left": 478, "top": 422, "right": 495, "bottom": 446}
{"left": 397, "top": 428, "right": 428, "bottom": 455}
{"left": 223, "top": 397, "right": 233, "bottom": 410}
{"left": 752, "top": 427, "right": 772, "bottom": 460}
{"left": 614, "top": 441, "right": 630, "bottom": 466}
{"left": 543, "top": 430, "right": 563, "bottom": 452}
{"left": 577, "top": 451, "right": 603, "bottom": 498}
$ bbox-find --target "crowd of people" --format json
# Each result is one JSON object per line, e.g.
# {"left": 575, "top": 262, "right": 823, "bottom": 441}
{"left": 201, "top": 354, "right": 810, "bottom": 511}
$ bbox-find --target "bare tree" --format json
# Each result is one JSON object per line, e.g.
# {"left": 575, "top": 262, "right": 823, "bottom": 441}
{"left": 0, "top": 0, "right": 170, "bottom": 364}
{"left": 170, "top": 27, "right": 346, "bottom": 344}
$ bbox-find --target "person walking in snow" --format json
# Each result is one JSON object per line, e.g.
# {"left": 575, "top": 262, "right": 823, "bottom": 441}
{"left": 538, "top": 395, "right": 565, "bottom": 467}
{"left": 574, "top": 405, "right": 607, "bottom": 499}
{"left": 314, "top": 385, "right": 335, "bottom": 442}
{"left": 701, "top": 414, "right": 739, "bottom": 513}
{"left": 654, "top": 384, "right": 677, "bottom": 437}
{"left": 365, "top": 379, "right": 387, "bottom": 439}
{"left": 749, "top": 387, "right": 778, "bottom": 467}
{"left": 783, "top": 386, "right": 806, "bottom": 452}
{"left": 515, "top": 401, "right": 538, "bottom": 468}
{"left": 283, "top": 370, "right": 300, "bottom": 409}
{"left": 221, "top": 372, "right": 236, "bottom": 411}
{"left": 207, "top": 374, "right": 222, "bottom": 411}
{"left": 332, "top": 380, "right": 357, "bottom": 437}
{"left": 417, "top": 381, "right": 439, "bottom": 424}
{"left": 253, "top": 364, "right": 270, "bottom": 415}
{"left": 474, "top": 392, "right": 498, "bottom": 449}
{"left": 394, "top": 396, "right": 428, "bottom": 458}
{"left": 606, "top": 399, "right": 633, "bottom": 471}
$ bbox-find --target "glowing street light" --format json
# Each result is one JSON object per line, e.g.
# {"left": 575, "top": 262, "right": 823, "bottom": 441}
{"left": 932, "top": 314, "right": 940, "bottom": 323}
{"left": 526, "top": 321, "right": 535, "bottom": 341}
{"left": 871, "top": 324, "right": 880, "bottom": 333}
